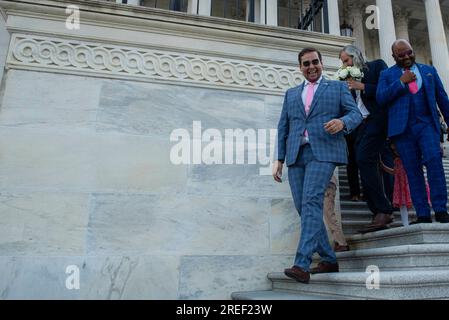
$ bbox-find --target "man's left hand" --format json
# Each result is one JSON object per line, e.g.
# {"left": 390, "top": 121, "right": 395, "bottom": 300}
{"left": 324, "top": 119, "right": 345, "bottom": 135}
{"left": 347, "top": 79, "right": 365, "bottom": 91}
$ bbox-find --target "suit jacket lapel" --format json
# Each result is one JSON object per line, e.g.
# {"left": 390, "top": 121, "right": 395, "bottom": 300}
{"left": 417, "top": 64, "right": 431, "bottom": 91}
{"left": 417, "top": 64, "right": 435, "bottom": 108}
{"left": 296, "top": 82, "right": 306, "bottom": 117}
{"left": 392, "top": 65, "right": 403, "bottom": 83}
{"left": 308, "top": 79, "right": 329, "bottom": 116}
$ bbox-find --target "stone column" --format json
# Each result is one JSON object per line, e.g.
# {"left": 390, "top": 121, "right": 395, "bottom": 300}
{"left": 251, "top": 0, "right": 261, "bottom": 23}
{"left": 187, "top": 0, "right": 211, "bottom": 15}
{"left": 414, "top": 38, "right": 432, "bottom": 66}
{"left": 348, "top": 2, "right": 366, "bottom": 54}
{"left": 187, "top": 0, "right": 198, "bottom": 14}
{"left": 424, "top": 0, "right": 449, "bottom": 91}
{"left": 393, "top": 5, "right": 411, "bottom": 42}
{"left": 367, "top": 31, "right": 380, "bottom": 61}
{"left": 376, "top": 0, "right": 397, "bottom": 66}
{"left": 248, "top": 0, "right": 263, "bottom": 24}
{"left": 256, "top": 0, "right": 278, "bottom": 26}
{"left": 444, "top": 13, "right": 449, "bottom": 53}
{"left": 327, "top": 0, "right": 341, "bottom": 35}
{"left": 264, "top": 0, "right": 278, "bottom": 26}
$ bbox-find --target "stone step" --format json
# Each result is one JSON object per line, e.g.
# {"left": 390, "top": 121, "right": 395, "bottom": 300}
{"left": 340, "top": 209, "right": 415, "bottom": 221}
{"left": 338, "top": 180, "right": 361, "bottom": 187}
{"left": 338, "top": 201, "right": 439, "bottom": 212}
{"left": 338, "top": 186, "right": 359, "bottom": 192}
{"left": 268, "top": 270, "right": 449, "bottom": 299}
{"left": 338, "top": 180, "right": 449, "bottom": 192}
{"left": 338, "top": 163, "right": 449, "bottom": 172}
{"left": 339, "top": 166, "right": 449, "bottom": 172}
{"left": 339, "top": 200, "right": 379, "bottom": 210}
{"left": 346, "top": 223, "right": 449, "bottom": 250}
{"left": 338, "top": 170, "right": 449, "bottom": 176}
{"left": 341, "top": 220, "right": 404, "bottom": 235}
{"left": 338, "top": 169, "right": 449, "bottom": 178}
{"left": 338, "top": 171, "right": 449, "bottom": 181}
{"left": 312, "top": 244, "right": 449, "bottom": 272}
{"left": 231, "top": 290, "right": 345, "bottom": 300}
{"left": 338, "top": 183, "right": 449, "bottom": 193}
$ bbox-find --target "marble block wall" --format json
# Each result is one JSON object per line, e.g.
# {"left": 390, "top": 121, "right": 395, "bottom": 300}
{"left": 0, "top": 0, "right": 351, "bottom": 301}
{"left": 0, "top": 69, "right": 302, "bottom": 299}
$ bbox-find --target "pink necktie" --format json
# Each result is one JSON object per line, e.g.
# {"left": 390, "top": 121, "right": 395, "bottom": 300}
{"left": 405, "top": 68, "right": 419, "bottom": 94}
{"left": 304, "top": 82, "right": 316, "bottom": 137}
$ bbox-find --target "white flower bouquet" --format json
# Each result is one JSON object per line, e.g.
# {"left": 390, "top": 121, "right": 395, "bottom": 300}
{"left": 335, "top": 66, "right": 364, "bottom": 81}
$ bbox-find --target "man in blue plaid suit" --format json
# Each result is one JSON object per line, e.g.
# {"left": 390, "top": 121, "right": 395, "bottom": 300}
{"left": 272, "top": 48, "right": 362, "bottom": 283}
{"left": 377, "top": 39, "right": 449, "bottom": 224}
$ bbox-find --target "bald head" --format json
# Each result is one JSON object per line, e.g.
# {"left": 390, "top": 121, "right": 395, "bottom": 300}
{"left": 391, "top": 39, "right": 413, "bottom": 53}
{"left": 391, "top": 39, "right": 415, "bottom": 68}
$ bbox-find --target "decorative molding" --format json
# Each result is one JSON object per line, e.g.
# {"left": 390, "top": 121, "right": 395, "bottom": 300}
{"left": 6, "top": 34, "right": 336, "bottom": 94}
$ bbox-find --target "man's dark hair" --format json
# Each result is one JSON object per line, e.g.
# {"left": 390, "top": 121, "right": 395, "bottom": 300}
{"left": 298, "top": 48, "right": 322, "bottom": 65}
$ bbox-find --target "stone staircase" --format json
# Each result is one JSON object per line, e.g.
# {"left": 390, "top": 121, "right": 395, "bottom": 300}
{"left": 339, "top": 162, "right": 449, "bottom": 234}
{"left": 338, "top": 166, "right": 405, "bottom": 235}
{"left": 231, "top": 158, "right": 449, "bottom": 300}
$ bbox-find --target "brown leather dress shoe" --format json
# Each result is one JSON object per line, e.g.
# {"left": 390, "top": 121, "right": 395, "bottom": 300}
{"left": 284, "top": 266, "right": 310, "bottom": 283}
{"left": 334, "top": 243, "right": 350, "bottom": 252}
{"left": 358, "top": 213, "right": 393, "bottom": 233}
{"left": 310, "top": 261, "right": 339, "bottom": 274}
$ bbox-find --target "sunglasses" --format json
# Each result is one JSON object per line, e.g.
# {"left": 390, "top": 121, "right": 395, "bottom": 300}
{"left": 302, "top": 59, "right": 321, "bottom": 67}
{"left": 397, "top": 50, "right": 413, "bottom": 58}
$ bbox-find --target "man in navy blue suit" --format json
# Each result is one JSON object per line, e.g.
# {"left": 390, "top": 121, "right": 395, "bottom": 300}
{"left": 376, "top": 39, "right": 449, "bottom": 224}
{"left": 272, "top": 48, "right": 362, "bottom": 283}
{"left": 338, "top": 45, "right": 394, "bottom": 233}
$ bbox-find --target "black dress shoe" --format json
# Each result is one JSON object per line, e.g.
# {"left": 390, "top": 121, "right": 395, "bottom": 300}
{"left": 410, "top": 216, "right": 432, "bottom": 224}
{"left": 435, "top": 212, "right": 449, "bottom": 223}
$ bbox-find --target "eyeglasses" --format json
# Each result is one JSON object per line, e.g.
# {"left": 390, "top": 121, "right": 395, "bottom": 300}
{"left": 397, "top": 50, "right": 413, "bottom": 58}
{"left": 302, "top": 59, "right": 321, "bottom": 67}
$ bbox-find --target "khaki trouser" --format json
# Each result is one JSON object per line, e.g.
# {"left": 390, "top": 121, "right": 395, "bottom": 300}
{"left": 323, "top": 173, "right": 348, "bottom": 246}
